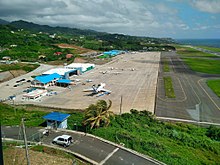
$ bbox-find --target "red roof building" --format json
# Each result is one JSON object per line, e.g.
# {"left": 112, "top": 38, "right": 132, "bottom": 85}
{"left": 54, "top": 52, "right": 62, "bottom": 56}
{"left": 66, "top": 54, "right": 73, "bottom": 59}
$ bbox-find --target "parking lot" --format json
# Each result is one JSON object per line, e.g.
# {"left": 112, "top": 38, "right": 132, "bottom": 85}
{"left": 1, "top": 52, "right": 160, "bottom": 114}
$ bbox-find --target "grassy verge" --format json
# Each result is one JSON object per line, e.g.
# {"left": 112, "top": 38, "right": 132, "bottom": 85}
{"left": 197, "top": 46, "right": 220, "bottom": 52}
{"left": 164, "top": 76, "right": 175, "bottom": 98}
{"left": 3, "top": 142, "right": 89, "bottom": 165}
{"left": 0, "top": 103, "right": 84, "bottom": 127}
{"left": 163, "top": 58, "right": 170, "bottom": 72}
{"left": 91, "top": 110, "right": 220, "bottom": 165}
{"left": 183, "top": 58, "right": 220, "bottom": 74}
{"left": 175, "top": 45, "right": 220, "bottom": 74}
{"left": 176, "top": 46, "right": 218, "bottom": 58}
{"left": 207, "top": 79, "right": 220, "bottom": 97}
{"left": 0, "top": 63, "right": 39, "bottom": 72}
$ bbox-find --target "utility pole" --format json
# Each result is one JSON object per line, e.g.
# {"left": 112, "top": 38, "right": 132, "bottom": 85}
{"left": 0, "top": 123, "right": 4, "bottom": 165}
{"left": 22, "top": 118, "right": 30, "bottom": 165}
{"left": 119, "top": 95, "right": 123, "bottom": 115}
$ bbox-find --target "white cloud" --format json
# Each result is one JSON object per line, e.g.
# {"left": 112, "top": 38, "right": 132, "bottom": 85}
{"left": 178, "top": 24, "right": 190, "bottom": 30}
{"left": 0, "top": 0, "right": 219, "bottom": 38}
{"left": 190, "top": 0, "right": 220, "bottom": 13}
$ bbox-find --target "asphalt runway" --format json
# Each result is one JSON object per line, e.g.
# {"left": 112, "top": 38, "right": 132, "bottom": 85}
{"left": 155, "top": 52, "right": 220, "bottom": 124}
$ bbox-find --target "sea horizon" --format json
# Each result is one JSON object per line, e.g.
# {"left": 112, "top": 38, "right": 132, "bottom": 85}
{"left": 175, "top": 38, "right": 220, "bottom": 48}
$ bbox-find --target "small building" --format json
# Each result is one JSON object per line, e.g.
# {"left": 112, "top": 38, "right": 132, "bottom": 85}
{"left": 65, "top": 63, "right": 95, "bottom": 73}
{"left": 54, "top": 52, "right": 62, "bottom": 56}
{"left": 2, "top": 56, "right": 11, "bottom": 60}
{"left": 66, "top": 54, "right": 73, "bottom": 59}
{"left": 43, "top": 112, "right": 70, "bottom": 129}
{"left": 38, "top": 55, "right": 46, "bottom": 60}
{"left": 23, "top": 89, "right": 47, "bottom": 100}
{"left": 103, "top": 50, "right": 122, "bottom": 57}
{"left": 31, "top": 73, "right": 61, "bottom": 88}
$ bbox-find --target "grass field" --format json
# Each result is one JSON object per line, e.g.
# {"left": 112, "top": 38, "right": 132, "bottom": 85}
{"left": 176, "top": 46, "right": 218, "bottom": 58}
{"left": 164, "top": 76, "right": 175, "bottom": 98}
{"left": 0, "top": 63, "right": 39, "bottom": 73}
{"left": 0, "top": 103, "right": 84, "bottom": 128}
{"left": 207, "top": 79, "right": 220, "bottom": 97}
{"left": 197, "top": 46, "right": 220, "bottom": 52}
{"left": 175, "top": 45, "right": 220, "bottom": 74}
{"left": 163, "top": 58, "right": 170, "bottom": 72}
{"left": 183, "top": 58, "right": 220, "bottom": 74}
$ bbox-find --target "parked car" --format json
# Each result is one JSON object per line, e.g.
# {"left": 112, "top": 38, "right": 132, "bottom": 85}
{"left": 52, "top": 135, "right": 73, "bottom": 147}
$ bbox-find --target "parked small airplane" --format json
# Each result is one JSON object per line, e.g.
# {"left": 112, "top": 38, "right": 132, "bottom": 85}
{"left": 83, "top": 83, "right": 111, "bottom": 95}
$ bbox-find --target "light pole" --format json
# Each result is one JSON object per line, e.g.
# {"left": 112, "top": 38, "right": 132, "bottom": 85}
{"left": 74, "top": 123, "right": 78, "bottom": 131}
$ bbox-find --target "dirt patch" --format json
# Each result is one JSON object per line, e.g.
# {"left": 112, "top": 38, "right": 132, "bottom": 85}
{"left": 56, "top": 44, "right": 94, "bottom": 54}
{"left": 4, "top": 147, "right": 73, "bottom": 165}
{"left": 10, "top": 70, "right": 27, "bottom": 77}
{"left": 0, "top": 70, "right": 26, "bottom": 83}
{"left": 74, "top": 57, "right": 87, "bottom": 63}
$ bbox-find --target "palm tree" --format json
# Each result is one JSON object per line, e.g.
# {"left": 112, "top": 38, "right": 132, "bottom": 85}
{"left": 83, "top": 100, "right": 114, "bottom": 129}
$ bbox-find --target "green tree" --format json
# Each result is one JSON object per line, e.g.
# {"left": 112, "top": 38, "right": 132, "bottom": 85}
{"left": 83, "top": 100, "right": 114, "bottom": 129}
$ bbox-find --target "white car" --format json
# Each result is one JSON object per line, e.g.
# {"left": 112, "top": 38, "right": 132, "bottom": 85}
{"left": 52, "top": 135, "right": 73, "bottom": 147}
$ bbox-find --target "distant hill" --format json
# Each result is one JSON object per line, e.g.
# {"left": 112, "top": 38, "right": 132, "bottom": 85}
{"left": 10, "top": 20, "right": 104, "bottom": 36}
{"left": 0, "top": 19, "right": 9, "bottom": 25}
{"left": 9, "top": 20, "right": 175, "bottom": 44}
{"left": 0, "top": 19, "right": 176, "bottom": 63}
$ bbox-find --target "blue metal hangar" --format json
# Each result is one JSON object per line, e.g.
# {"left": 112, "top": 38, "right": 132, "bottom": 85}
{"left": 43, "top": 112, "right": 70, "bottom": 129}
{"left": 31, "top": 73, "right": 61, "bottom": 89}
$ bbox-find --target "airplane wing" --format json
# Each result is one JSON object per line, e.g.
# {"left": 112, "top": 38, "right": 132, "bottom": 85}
{"left": 100, "top": 88, "right": 111, "bottom": 93}
{"left": 83, "top": 88, "right": 94, "bottom": 92}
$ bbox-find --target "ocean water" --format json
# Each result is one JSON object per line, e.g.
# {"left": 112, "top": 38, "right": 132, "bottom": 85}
{"left": 175, "top": 39, "right": 220, "bottom": 48}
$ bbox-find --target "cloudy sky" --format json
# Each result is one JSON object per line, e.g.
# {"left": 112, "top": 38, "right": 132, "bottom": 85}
{"left": 0, "top": 0, "right": 220, "bottom": 39}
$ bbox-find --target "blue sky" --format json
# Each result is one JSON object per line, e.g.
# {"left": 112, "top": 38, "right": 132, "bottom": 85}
{"left": 0, "top": 0, "right": 219, "bottom": 39}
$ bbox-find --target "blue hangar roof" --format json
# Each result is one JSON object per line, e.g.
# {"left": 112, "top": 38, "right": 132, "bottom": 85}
{"left": 56, "top": 79, "right": 71, "bottom": 84}
{"left": 35, "top": 73, "right": 61, "bottom": 84}
{"left": 43, "top": 112, "right": 70, "bottom": 122}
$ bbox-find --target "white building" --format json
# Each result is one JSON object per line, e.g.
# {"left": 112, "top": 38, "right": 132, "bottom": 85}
{"left": 65, "top": 63, "right": 95, "bottom": 73}
{"left": 43, "top": 68, "right": 79, "bottom": 78}
{"left": 23, "top": 89, "right": 47, "bottom": 100}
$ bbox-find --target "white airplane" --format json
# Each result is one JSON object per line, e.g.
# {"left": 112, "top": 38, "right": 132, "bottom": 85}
{"left": 83, "top": 83, "right": 111, "bottom": 94}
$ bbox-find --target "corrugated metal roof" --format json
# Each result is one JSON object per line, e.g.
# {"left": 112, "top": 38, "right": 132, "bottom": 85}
{"left": 35, "top": 73, "right": 61, "bottom": 84}
{"left": 43, "top": 112, "right": 70, "bottom": 122}
{"left": 43, "top": 68, "right": 76, "bottom": 76}
{"left": 57, "top": 79, "right": 71, "bottom": 84}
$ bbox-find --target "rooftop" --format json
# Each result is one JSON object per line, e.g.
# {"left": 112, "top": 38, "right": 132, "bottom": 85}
{"left": 43, "top": 112, "right": 70, "bottom": 122}
{"left": 43, "top": 68, "right": 76, "bottom": 76}
{"left": 35, "top": 73, "right": 61, "bottom": 84}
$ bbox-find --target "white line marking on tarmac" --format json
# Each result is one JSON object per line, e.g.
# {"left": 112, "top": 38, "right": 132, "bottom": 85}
{"left": 99, "top": 148, "right": 119, "bottom": 165}
{"left": 157, "top": 116, "right": 220, "bottom": 126}
{"left": 198, "top": 78, "right": 220, "bottom": 111}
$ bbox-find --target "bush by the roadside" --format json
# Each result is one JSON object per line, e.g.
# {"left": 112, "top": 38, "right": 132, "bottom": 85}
{"left": 90, "top": 110, "right": 220, "bottom": 165}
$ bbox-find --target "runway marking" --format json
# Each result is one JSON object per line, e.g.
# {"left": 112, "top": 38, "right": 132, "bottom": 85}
{"left": 99, "top": 148, "right": 119, "bottom": 165}
{"left": 198, "top": 78, "right": 220, "bottom": 111}
{"left": 157, "top": 116, "right": 220, "bottom": 126}
{"left": 174, "top": 57, "right": 202, "bottom": 105}
{"left": 157, "top": 76, "right": 187, "bottom": 103}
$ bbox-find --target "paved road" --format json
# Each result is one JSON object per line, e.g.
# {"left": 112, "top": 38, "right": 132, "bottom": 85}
{"left": 155, "top": 52, "right": 220, "bottom": 124}
{"left": 2, "top": 126, "right": 163, "bottom": 165}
